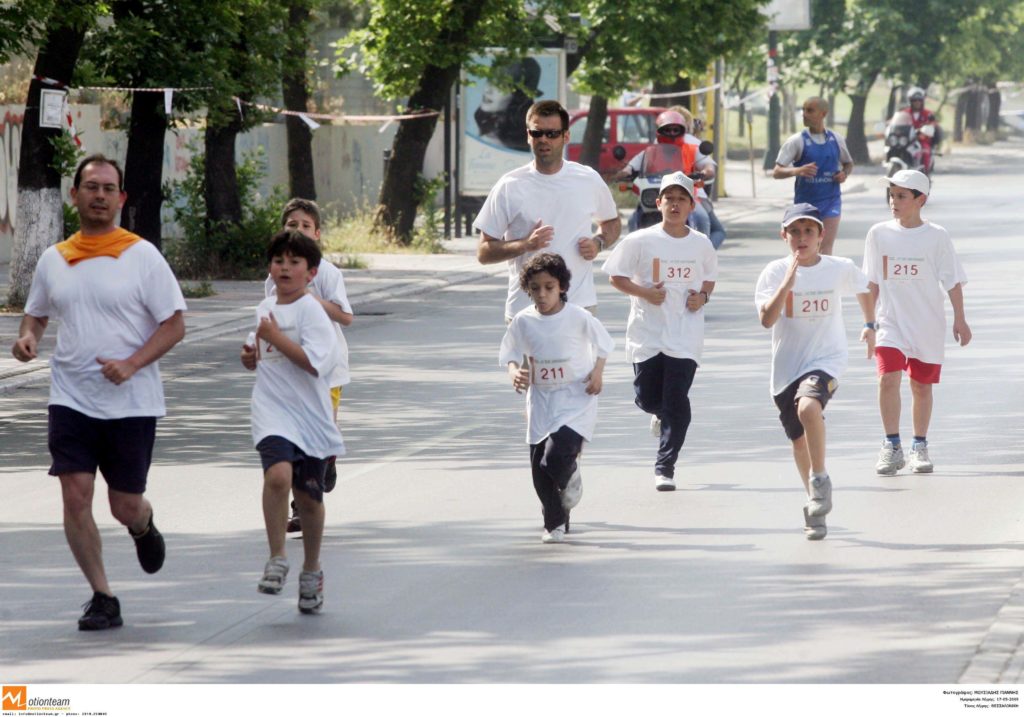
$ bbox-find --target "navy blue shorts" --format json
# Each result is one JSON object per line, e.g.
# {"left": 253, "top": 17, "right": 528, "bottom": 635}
{"left": 256, "top": 436, "right": 327, "bottom": 503}
{"left": 47, "top": 405, "right": 156, "bottom": 494}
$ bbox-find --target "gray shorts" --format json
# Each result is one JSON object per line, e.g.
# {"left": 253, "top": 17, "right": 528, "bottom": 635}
{"left": 773, "top": 371, "right": 837, "bottom": 441}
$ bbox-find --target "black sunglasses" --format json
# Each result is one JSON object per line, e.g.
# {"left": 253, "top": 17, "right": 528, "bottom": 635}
{"left": 527, "top": 128, "right": 565, "bottom": 139}
{"left": 658, "top": 126, "right": 684, "bottom": 137}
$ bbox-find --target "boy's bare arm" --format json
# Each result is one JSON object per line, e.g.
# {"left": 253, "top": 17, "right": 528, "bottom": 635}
{"left": 610, "top": 275, "right": 666, "bottom": 306}
{"left": 856, "top": 291, "right": 876, "bottom": 359}
{"left": 585, "top": 356, "right": 606, "bottom": 395}
{"left": 948, "top": 283, "right": 972, "bottom": 346}
{"left": 760, "top": 259, "right": 799, "bottom": 328}
{"left": 257, "top": 313, "right": 318, "bottom": 376}
{"left": 508, "top": 361, "right": 529, "bottom": 393}
{"left": 310, "top": 293, "right": 354, "bottom": 327}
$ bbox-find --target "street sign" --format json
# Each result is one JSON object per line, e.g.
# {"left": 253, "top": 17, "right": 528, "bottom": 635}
{"left": 762, "top": 0, "right": 811, "bottom": 31}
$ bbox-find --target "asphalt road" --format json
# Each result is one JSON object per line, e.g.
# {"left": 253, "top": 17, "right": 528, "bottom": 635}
{"left": 1, "top": 139, "right": 1022, "bottom": 690}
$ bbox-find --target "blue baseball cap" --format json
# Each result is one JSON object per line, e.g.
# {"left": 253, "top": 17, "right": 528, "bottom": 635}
{"left": 781, "top": 202, "right": 824, "bottom": 229}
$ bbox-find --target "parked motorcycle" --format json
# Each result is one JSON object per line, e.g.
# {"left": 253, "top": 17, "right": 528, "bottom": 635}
{"left": 884, "top": 110, "right": 936, "bottom": 176}
{"left": 623, "top": 142, "right": 713, "bottom": 231}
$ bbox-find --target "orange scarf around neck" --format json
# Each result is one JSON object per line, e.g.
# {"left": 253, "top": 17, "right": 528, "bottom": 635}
{"left": 55, "top": 228, "right": 142, "bottom": 265}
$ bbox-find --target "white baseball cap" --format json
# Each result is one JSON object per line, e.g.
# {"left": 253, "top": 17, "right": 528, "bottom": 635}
{"left": 886, "top": 169, "right": 930, "bottom": 196}
{"left": 658, "top": 171, "right": 694, "bottom": 199}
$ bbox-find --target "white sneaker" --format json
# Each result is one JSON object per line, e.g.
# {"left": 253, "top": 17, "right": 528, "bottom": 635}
{"left": 806, "top": 474, "right": 832, "bottom": 517}
{"left": 803, "top": 506, "right": 827, "bottom": 541}
{"left": 298, "top": 570, "right": 324, "bottom": 614}
{"left": 650, "top": 415, "right": 662, "bottom": 437}
{"left": 655, "top": 474, "right": 676, "bottom": 492}
{"left": 875, "top": 441, "right": 906, "bottom": 475}
{"left": 909, "top": 443, "right": 934, "bottom": 473}
{"left": 257, "top": 556, "right": 289, "bottom": 594}
{"left": 561, "top": 463, "right": 582, "bottom": 510}
{"left": 542, "top": 525, "right": 566, "bottom": 543}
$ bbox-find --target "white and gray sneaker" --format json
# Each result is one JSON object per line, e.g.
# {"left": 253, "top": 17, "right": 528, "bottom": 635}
{"left": 257, "top": 556, "right": 289, "bottom": 595}
{"left": 806, "top": 474, "right": 833, "bottom": 517}
{"left": 298, "top": 569, "right": 324, "bottom": 614}
{"left": 542, "top": 525, "right": 566, "bottom": 544}
{"left": 875, "top": 442, "right": 906, "bottom": 475}
{"left": 650, "top": 414, "right": 662, "bottom": 437}
{"left": 561, "top": 463, "right": 582, "bottom": 510}
{"left": 909, "top": 443, "right": 934, "bottom": 473}
{"left": 803, "top": 506, "right": 827, "bottom": 541}
{"left": 655, "top": 474, "right": 676, "bottom": 492}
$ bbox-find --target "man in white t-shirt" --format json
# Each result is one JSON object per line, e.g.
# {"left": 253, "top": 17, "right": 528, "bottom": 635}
{"left": 475, "top": 100, "right": 621, "bottom": 321}
{"left": 12, "top": 155, "right": 186, "bottom": 631}
{"left": 862, "top": 170, "right": 971, "bottom": 476}
{"left": 603, "top": 172, "right": 717, "bottom": 492}
{"left": 773, "top": 97, "right": 854, "bottom": 256}
{"left": 755, "top": 203, "right": 875, "bottom": 540}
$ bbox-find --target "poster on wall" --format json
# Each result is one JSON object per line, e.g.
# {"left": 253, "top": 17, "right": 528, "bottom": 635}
{"left": 460, "top": 50, "right": 565, "bottom": 195}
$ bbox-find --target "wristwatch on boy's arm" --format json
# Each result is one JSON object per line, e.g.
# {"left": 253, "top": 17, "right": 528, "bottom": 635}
{"left": 700, "top": 290, "right": 710, "bottom": 305}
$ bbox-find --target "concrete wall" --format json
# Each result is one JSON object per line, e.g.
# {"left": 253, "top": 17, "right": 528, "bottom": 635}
{"left": 0, "top": 103, "right": 400, "bottom": 262}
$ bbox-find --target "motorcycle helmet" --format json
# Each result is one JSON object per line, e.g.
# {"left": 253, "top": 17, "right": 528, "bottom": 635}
{"left": 656, "top": 110, "right": 687, "bottom": 139}
{"left": 908, "top": 87, "right": 926, "bottom": 102}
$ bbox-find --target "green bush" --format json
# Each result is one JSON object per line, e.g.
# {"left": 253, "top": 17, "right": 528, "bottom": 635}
{"left": 163, "top": 147, "right": 287, "bottom": 279}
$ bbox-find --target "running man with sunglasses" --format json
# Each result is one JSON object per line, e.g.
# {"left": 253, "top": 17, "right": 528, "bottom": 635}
{"left": 475, "top": 100, "right": 621, "bottom": 322}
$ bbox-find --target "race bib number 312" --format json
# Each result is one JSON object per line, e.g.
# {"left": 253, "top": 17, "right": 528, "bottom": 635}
{"left": 653, "top": 258, "right": 696, "bottom": 285}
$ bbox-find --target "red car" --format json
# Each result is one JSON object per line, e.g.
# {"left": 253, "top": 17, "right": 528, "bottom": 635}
{"left": 566, "top": 107, "right": 661, "bottom": 176}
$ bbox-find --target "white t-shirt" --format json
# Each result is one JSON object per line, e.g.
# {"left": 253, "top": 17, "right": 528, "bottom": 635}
{"left": 250, "top": 294, "right": 345, "bottom": 459}
{"left": 24, "top": 240, "right": 187, "bottom": 419}
{"left": 776, "top": 130, "right": 853, "bottom": 166}
{"left": 473, "top": 160, "right": 619, "bottom": 319}
{"left": 862, "top": 220, "right": 967, "bottom": 364}
{"left": 602, "top": 224, "right": 717, "bottom": 364}
{"left": 754, "top": 255, "right": 869, "bottom": 396}
{"left": 265, "top": 257, "right": 351, "bottom": 387}
{"left": 498, "top": 303, "right": 615, "bottom": 444}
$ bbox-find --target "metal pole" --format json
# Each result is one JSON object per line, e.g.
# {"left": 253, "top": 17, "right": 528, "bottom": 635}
{"left": 763, "top": 30, "right": 781, "bottom": 172}
{"left": 443, "top": 84, "right": 452, "bottom": 240}
{"left": 453, "top": 79, "right": 462, "bottom": 238}
{"left": 712, "top": 58, "right": 723, "bottom": 200}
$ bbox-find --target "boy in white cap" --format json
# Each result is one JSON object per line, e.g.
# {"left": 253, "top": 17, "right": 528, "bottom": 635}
{"left": 863, "top": 169, "right": 971, "bottom": 475}
{"left": 755, "top": 203, "right": 875, "bottom": 539}
{"left": 603, "top": 171, "right": 717, "bottom": 491}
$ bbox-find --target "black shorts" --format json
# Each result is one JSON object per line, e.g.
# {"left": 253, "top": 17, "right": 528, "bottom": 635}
{"left": 773, "top": 371, "right": 838, "bottom": 441}
{"left": 47, "top": 404, "right": 157, "bottom": 494}
{"left": 256, "top": 436, "right": 327, "bottom": 503}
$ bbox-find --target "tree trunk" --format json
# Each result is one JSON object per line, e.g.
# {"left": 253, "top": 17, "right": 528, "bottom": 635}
{"left": 886, "top": 85, "right": 898, "bottom": 121}
{"left": 578, "top": 95, "right": 607, "bottom": 172}
{"left": 204, "top": 111, "right": 243, "bottom": 233}
{"left": 986, "top": 83, "right": 1001, "bottom": 133}
{"left": 845, "top": 71, "right": 878, "bottom": 165}
{"left": 964, "top": 86, "right": 982, "bottom": 133}
{"left": 954, "top": 89, "right": 966, "bottom": 142}
{"left": 375, "top": 63, "right": 453, "bottom": 242}
{"left": 121, "top": 89, "right": 166, "bottom": 249}
{"left": 282, "top": 0, "right": 316, "bottom": 200}
{"left": 7, "top": 8, "right": 87, "bottom": 306}
{"left": 376, "top": 0, "right": 488, "bottom": 242}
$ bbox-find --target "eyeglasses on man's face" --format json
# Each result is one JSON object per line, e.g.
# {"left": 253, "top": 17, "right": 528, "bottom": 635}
{"left": 527, "top": 128, "right": 565, "bottom": 139}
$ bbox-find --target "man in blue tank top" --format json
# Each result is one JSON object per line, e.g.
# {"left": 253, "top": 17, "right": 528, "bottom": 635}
{"left": 773, "top": 97, "right": 854, "bottom": 255}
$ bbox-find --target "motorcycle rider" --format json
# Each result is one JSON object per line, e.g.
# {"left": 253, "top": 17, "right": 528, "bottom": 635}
{"left": 615, "top": 110, "right": 714, "bottom": 234}
{"left": 900, "top": 87, "right": 938, "bottom": 174}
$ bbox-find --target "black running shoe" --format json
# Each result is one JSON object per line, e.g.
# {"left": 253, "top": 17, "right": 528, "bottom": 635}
{"left": 324, "top": 456, "right": 338, "bottom": 493}
{"left": 130, "top": 511, "right": 165, "bottom": 574}
{"left": 78, "top": 591, "right": 123, "bottom": 631}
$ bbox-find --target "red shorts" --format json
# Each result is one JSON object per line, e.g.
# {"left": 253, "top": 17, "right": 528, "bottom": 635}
{"left": 875, "top": 346, "right": 941, "bottom": 384}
